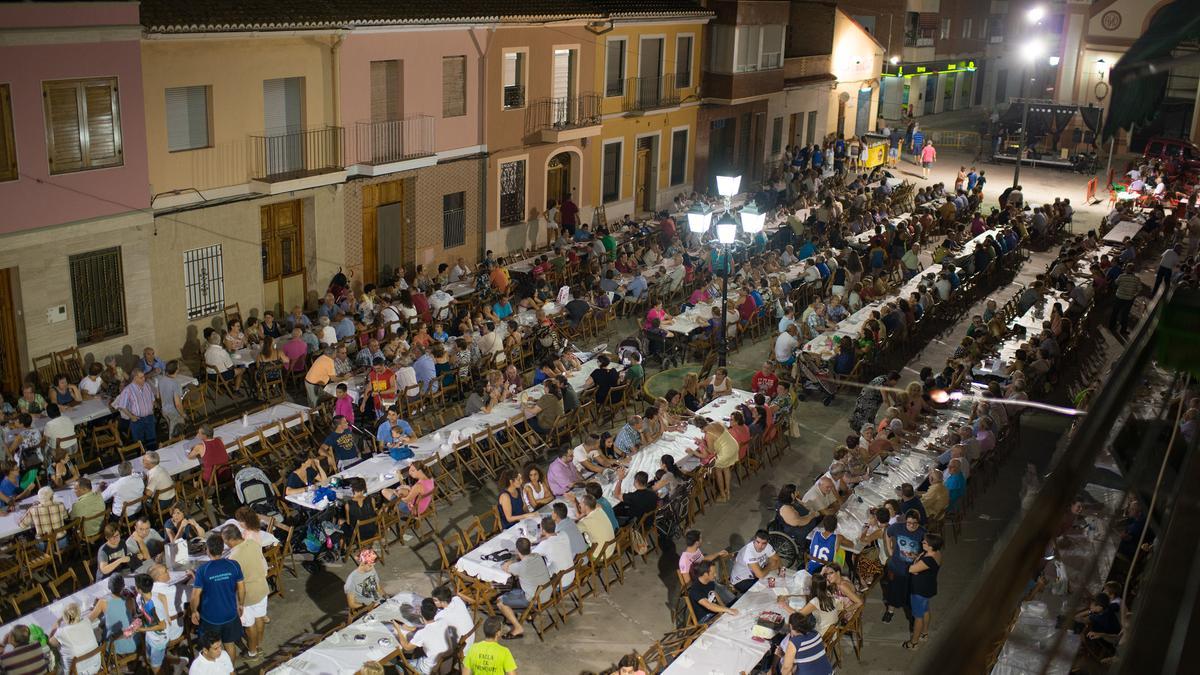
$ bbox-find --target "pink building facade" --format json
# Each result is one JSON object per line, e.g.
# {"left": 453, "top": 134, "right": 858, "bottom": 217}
{"left": 0, "top": 2, "right": 156, "bottom": 392}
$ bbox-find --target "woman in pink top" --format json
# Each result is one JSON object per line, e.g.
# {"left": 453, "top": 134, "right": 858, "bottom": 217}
{"left": 644, "top": 300, "right": 673, "bottom": 330}
{"left": 920, "top": 141, "right": 937, "bottom": 180}
{"left": 384, "top": 462, "right": 436, "bottom": 517}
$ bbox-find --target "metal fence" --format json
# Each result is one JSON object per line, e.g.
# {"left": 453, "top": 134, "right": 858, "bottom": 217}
{"left": 69, "top": 247, "right": 126, "bottom": 345}
{"left": 525, "top": 93, "right": 601, "bottom": 135}
{"left": 353, "top": 116, "right": 434, "bottom": 166}
{"left": 624, "top": 74, "right": 681, "bottom": 112}
{"left": 250, "top": 126, "right": 344, "bottom": 181}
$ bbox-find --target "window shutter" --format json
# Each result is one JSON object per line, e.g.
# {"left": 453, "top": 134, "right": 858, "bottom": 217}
{"left": 442, "top": 56, "right": 466, "bottom": 118}
{"left": 676, "top": 36, "right": 693, "bottom": 86}
{"left": 84, "top": 81, "right": 120, "bottom": 167}
{"left": 46, "top": 84, "right": 84, "bottom": 172}
{"left": 370, "top": 61, "right": 402, "bottom": 123}
{"left": 0, "top": 85, "right": 15, "bottom": 181}
{"left": 606, "top": 41, "right": 625, "bottom": 95}
{"left": 166, "top": 86, "right": 209, "bottom": 151}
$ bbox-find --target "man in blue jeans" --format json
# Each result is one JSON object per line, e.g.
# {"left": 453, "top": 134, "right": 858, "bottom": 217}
{"left": 115, "top": 369, "right": 158, "bottom": 451}
{"left": 191, "top": 533, "right": 245, "bottom": 665}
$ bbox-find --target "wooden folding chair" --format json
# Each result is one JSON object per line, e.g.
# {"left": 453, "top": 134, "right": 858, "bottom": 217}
{"left": 515, "top": 580, "right": 561, "bottom": 641}
{"left": 8, "top": 584, "right": 48, "bottom": 616}
{"left": 31, "top": 353, "right": 56, "bottom": 389}
{"left": 49, "top": 568, "right": 81, "bottom": 599}
{"left": 53, "top": 347, "right": 87, "bottom": 384}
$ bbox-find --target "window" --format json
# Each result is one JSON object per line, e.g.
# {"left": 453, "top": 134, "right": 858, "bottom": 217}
{"left": 43, "top": 78, "right": 122, "bottom": 174}
{"left": 165, "top": 86, "right": 210, "bottom": 152}
{"left": 940, "top": 19, "right": 951, "bottom": 40}
{"left": 734, "top": 26, "right": 785, "bottom": 73}
{"left": 183, "top": 245, "right": 225, "bottom": 320}
{"left": 443, "top": 192, "right": 466, "bottom": 248}
{"left": 0, "top": 84, "right": 15, "bottom": 182}
{"left": 502, "top": 52, "right": 526, "bottom": 109}
{"left": 602, "top": 141, "right": 622, "bottom": 203}
{"left": 760, "top": 26, "right": 784, "bottom": 69}
{"left": 442, "top": 56, "right": 466, "bottom": 118}
{"left": 670, "top": 129, "right": 688, "bottom": 186}
{"left": 499, "top": 159, "right": 525, "bottom": 226}
{"left": 370, "top": 61, "right": 402, "bottom": 122}
{"left": 962, "top": 18, "right": 972, "bottom": 39}
{"left": 676, "top": 36, "right": 693, "bottom": 88}
{"left": 771, "top": 116, "right": 783, "bottom": 156}
{"left": 982, "top": 18, "right": 989, "bottom": 40}
{"left": 605, "top": 39, "right": 626, "bottom": 97}
{"left": 69, "top": 247, "right": 126, "bottom": 345}
{"left": 709, "top": 26, "right": 734, "bottom": 73}
{"left": 735, "top": 26, "right": 761, "bottom": 72}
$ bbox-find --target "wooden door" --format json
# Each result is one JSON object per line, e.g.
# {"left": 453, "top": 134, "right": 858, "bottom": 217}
{"left": 361, "top": 180, "right": 405, "bottom": 285}
{"left": 547, "top": 153, "right": 571, "bottom": 207}
{"left": 635, "top": 146, "right": 650, "bottom": 212}
{"left": 261, "top": 200, "right": 305, "bottom": 316}
{"left": 0, "top": 269, "right": 21, "bottom": 397}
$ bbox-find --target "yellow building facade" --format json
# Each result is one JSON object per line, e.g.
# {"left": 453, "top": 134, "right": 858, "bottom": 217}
{"left": 590, "top": 16, "right": 711, "bottom": 222}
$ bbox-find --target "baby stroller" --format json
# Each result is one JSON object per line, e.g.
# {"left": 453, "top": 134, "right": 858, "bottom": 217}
{"left": 297, "top": 499, "right": 344, "bottom": 573}
{"left": 234, "top": 467, "right": 285, "bottom": 526}
{"left": 792, "top": 354, "right": 835, "bottom": 406}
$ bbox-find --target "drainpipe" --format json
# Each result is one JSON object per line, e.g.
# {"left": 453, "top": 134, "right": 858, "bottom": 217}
{"left": 329, "top": 32, "right": 347, "bottom": 128}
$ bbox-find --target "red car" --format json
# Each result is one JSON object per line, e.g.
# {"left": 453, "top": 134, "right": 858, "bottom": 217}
{"left": 1142, "top": 136, "right": 1200, "bottom": 179}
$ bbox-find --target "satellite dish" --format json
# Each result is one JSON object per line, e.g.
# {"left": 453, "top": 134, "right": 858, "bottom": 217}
{"left": 839, "top": 91, "right": 851, "bottom": 103}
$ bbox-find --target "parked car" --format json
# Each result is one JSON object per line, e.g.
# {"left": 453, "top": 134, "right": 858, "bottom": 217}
{"left": 1142, "top": 136, "right": 1200, "bottom": 178}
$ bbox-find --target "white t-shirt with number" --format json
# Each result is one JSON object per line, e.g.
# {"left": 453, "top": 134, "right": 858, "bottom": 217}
{"left": 730, "top": 541, "right": 776, "bottom": 584}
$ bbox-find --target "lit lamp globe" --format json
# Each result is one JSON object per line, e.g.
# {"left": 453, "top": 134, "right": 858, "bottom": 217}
{"left": 740, "top": 203, "right": 766, "bottom": 234}
{"left": 716, "top": 213, "right": 738, "bottom": 244}
{"left": 686, "top": 203, "right": 712, "bottom": 234}
{"left": 716, "top": 175, "right": 742, "bottom": 198}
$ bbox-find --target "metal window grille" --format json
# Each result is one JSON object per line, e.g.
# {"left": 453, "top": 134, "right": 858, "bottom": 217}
{"left": 499, "top": 160, "right": 525, "bottom": 226}
{"left": 183, "top": 244, "right": 225, "bottom": 320}
{"left": 443, "top": 192, "right": 466, "bottom": 249}
{"left": 69, "top": 247, "right": 126, "bottom": 345}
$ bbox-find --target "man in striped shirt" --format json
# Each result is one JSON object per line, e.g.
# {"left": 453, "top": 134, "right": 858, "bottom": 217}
{"left": 1108, "top": 263, "right": 1143, "bottom": 335}
{"left": 0, "top": 625, "right": 53, "bottom": 674}
{"left": 115, "top": 369, "right": 159, "bottom": 451}
{"left": 778, "top": 612, "right": 833, "bottom": 675}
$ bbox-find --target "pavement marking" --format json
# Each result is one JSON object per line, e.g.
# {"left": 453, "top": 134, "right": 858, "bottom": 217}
{"left": 792, "top": 419, "right": 840, "bottom": 443}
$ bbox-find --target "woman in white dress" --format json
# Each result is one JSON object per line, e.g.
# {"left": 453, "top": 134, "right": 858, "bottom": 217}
{"left": 50, "top": 603, "right": 102, "bottom": 674}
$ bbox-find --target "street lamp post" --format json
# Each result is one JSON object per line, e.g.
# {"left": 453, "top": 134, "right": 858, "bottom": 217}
{"left": 688, "top": 175, "right": 762, "bottom": 368}
{"left": 1013, "top": 7, "right": 1048, "bottom": 189}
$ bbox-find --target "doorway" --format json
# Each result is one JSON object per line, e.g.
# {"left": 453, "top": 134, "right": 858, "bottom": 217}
{"left": 635, "top": 137, "right": 656, "bottom": 213}
{"left": 547, "top": 152, "right": 573, "bottom": 208}
{"left": 0, "top": 269, "right": 21, "bottom": 397}
{"left": 836, "top": 98, "right": 846, "bottom": 137}
{"left": 361, "top": 180, "right": 407, "bottom": 285}
{"left": 855, "top": 88, "right": 872, "bottom": 136}
{"left": 260, "top": 200, "right": 306, "bottom": 317}
{"left": 925, "top": 75, "right": 939, "bottom": 114}
{"left": 262, "top": 77, "right": 305, "bottom": 177}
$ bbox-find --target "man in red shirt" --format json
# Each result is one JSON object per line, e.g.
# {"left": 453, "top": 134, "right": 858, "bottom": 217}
{"left": 560, "top": 194, "right": 580, "bottom": 237}
{"left": 186, "top": 424, "right": 231, "bottom": 484}
{"left": 750, "top": 361, "right": 780, "bottom": 397}
{"left": 367, "top": 358, "right": 398, "bottom": 412}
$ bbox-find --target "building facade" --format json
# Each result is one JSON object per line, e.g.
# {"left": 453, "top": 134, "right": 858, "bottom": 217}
{"left": 0, "top": 1, "right": 154, "bottom": 392}
{"left": 591, "top": 13, "right": 710, "bottom": 221}
{"left": 696, "top": 0, "right": 790, "bottom": 191}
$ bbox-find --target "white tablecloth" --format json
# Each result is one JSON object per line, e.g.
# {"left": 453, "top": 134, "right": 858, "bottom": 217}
{"left": 30, "top": 398, "right": 115, "bottom": 430}
{"left": 293, "top": 353, "right": 606, "bottom": 511}
{"left": 268, "top": 592, "right": 423, "bottom": 675}
{"left": 662, "top": 572, "right": 804, "bottom": 675}
{"left": 0, "top": 402, "right": 310, "bottom": 540}
{"left": 452, "top": 392, "right": 752, "bottom": 584}
{"left": 1103, "top": 221, "right": 1143, "bottom": 243}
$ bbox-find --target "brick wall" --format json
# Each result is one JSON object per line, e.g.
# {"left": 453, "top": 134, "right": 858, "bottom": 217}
{"left": 343, "top": 156, "right": 486, "bottom": 281}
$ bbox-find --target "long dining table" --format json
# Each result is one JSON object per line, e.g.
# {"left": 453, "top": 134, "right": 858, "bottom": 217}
{"left": 0, "top": 402, "right": 311, "bottom": 540}
{"left": 291, "top": 349, "right": 615, "bottom": 512}
{"left": 453, "top": 391, "right": 755, "bottom": 585}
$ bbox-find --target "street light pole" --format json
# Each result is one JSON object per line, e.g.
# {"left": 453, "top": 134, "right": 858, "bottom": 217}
{"left": 1013, "top": 90, "right": 1030, "bottom": 189}
{"left": 719, "top": 244, "right": 729, "bottom": 367}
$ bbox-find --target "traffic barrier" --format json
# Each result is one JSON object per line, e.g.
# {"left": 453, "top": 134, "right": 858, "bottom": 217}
{"left": 1085, "top": 177, "right": 1099, "bottom": 204}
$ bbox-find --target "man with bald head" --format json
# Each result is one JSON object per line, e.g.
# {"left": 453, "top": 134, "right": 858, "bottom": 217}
{"left": 802, "top": 476, "right": 841, "bottom": 515}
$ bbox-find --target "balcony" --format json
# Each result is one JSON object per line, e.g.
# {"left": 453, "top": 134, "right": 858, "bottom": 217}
{"left": 703, "top": 68, "right": 785, "bottom": 103}
{"left": 904, "top": 32, "right": 936, "bottom": 47}
{"left": 526, "top": 94, "right": 602, "bottom": 143}
{"left": 350, "top": 116, "right": 436, "bottom": 176}
{"left": 249, "top": 126, "right": 345, "bottom": 194}
{"left": 624, "top": 74, "right": 682, "bottom": 113}
{"left": 784, "top": 54, "right": 834, "bottom": 88}
{"left": 503, "top": 85, "right": 525, "bottom": 110}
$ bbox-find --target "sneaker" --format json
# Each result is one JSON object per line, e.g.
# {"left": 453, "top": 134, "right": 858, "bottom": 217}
{"left": 881, "top": 609, "right": 894, "bottom": 623}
